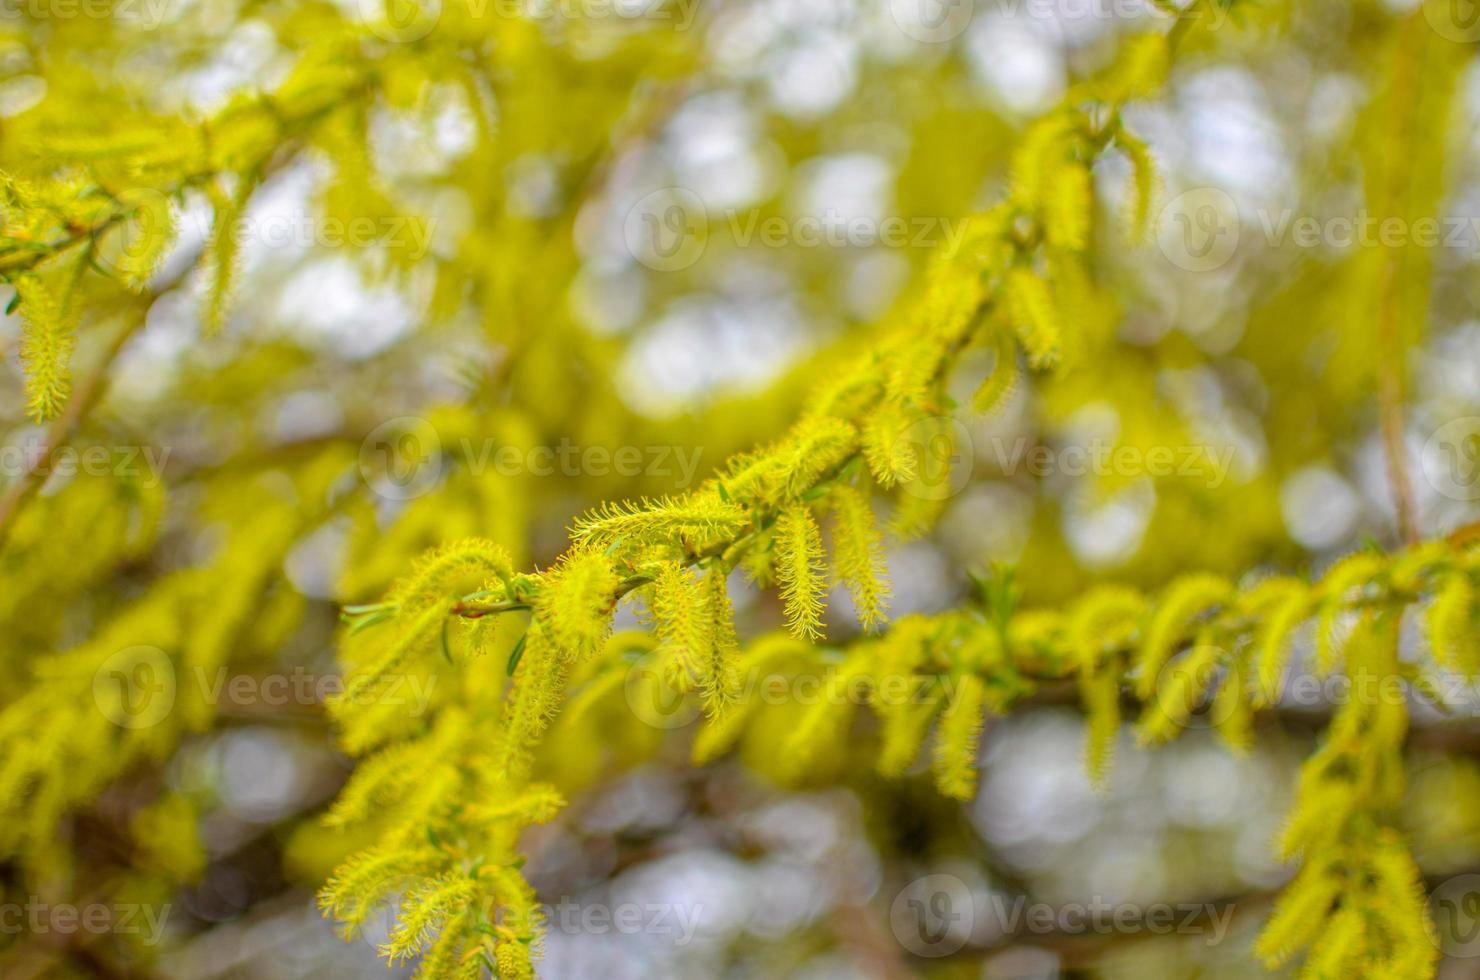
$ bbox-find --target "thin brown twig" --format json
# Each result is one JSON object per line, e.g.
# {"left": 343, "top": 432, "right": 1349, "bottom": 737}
{"left": 1374, "top": 18, "right": 1426, "bottom": 547}
{"left": 0, "top": 304, "right": 146, "bottom": 550}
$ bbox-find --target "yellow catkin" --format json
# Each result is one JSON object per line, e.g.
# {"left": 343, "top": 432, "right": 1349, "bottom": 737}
{"left": 971, "top": 329, "right": 1019, "bottom": 415}
{"left": 1003, "top": 267, "right": 1063, "bottom": 370}
{"left": 828, "top": 485, "right": 891, "bottom": 632}
{"left": 1254, "top": 865, "right": 1339, "bottom": 967}
{"left": 14, "top": 273, "right": 74, "bottom": 421}
{"left": 1134, "top": 573, "right": 1231, "bottom": 700}
{"left": 1044, "top": 159, "right": 1092, "bottom": 251}
{"left": 933, "top": 672, "right": 989, "bottom": 800}
{"left": 775, "top": 504, "right": 827, "bottom": 639}
{"left": 1426, "top": 569, "right": 1478, "bottom": 675}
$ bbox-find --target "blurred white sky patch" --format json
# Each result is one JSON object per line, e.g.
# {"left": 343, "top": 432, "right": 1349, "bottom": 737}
{"left": 370, "top": 84, "right": 478, "bottom": 180}
{"left": 1063, "top": 476, "right": 1155, "bottom": 568}
{"left": 276, "top": 256, "right": 418, "bottom": 357}
{"left": 177, "top": 19, "right": 286, "bottom": 114}
{"left": 668, "top": 92, "right": 780, "bottom": 211}
{"left": 1279, "top": 464, "right": 1359, "bottom": 550}
{"left": 1178, "top": 68, "right": 1294, "bottom": 205}
{"left": 940, "top": 484, "right": 1035, "bottom": 565}
{"left": 0, "top": 74, "right": 43, "bottom": 116}
{"left": 966, "top": 14, "right": 1066, "bottom": 116}
{"left": 766, "top": 28, "right": 860, "bottom": 119}
{"left": 615, "top": 270, "right": 813, "bottom": 414}
{"left": 214, "top": 727, "right": 328, "bottom": 826}
{"left": 840, "top": 248, "right": 909, "bottom": 320}
{"left": 791, "top": 152, "right": 894, "bottom": 230}
{"left": 570, "top": 261, "right": 649, "bottom": 334}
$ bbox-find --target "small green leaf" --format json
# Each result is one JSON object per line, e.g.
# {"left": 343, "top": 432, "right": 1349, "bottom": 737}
{"left": 506, "top": 633, "right": 527, "bottom": 676}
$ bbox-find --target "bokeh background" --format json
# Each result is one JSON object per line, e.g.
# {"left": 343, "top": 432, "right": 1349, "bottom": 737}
{"left": 4, "top": 0, "right": 1480, "bottom": 976}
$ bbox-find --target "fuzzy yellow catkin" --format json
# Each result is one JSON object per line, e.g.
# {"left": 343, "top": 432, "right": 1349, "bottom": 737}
{"left": 203, "top": 181, "right": 245, "bottom": 334}
{"left": 971, "top": 329, "right": 1019, "bottom": 415}
{"left": 700, "top": 567, "right": 743, "bottom": 713}
{"left": 933, "top": 672, "right": 988, "bottom": 800}
{"left": 651, "top": 561, "right": 714, "bottom": 685}
{"left": 14, "top": 273, "right": 74, "bottom": 422}
{"left": 539, "top": 548, "right": 618, "bottom": 661}
{"left": 1254, "top": 864, "right": 1340, "bottom": 967}
{"left": 1135, "top": 573, "right": 1231, "bottom": 700}
{"left": 1255, "top": 585, "right": 1310, "bottom": 704}
{"left": 1137, "top": 636, "right": 1221, "bottom": 746}
{"left": 1003, "top": 267, "right": 1063, "bottom": 369}
{"left": 1315, "top": 552, "right": 1385, "bottom": 675}
{"left": 1044, "top": 159, "right": 1093, "bottom": 251}
{"left": 382, "top": 874, "right": 479, "bottom": 963}
{"left": 1116, "top": 128, "right": 1158, "bottom": 242}
{"left": 775, "top": 504, "right": 827, "bottom": 639}
{"left": 1080, "top": 666, "right": 1121, "bottom": 788}
{"left": 492, "top": 625, "right": 565, "bottom": 782}
{"left": 1427, "top": 569, "right": 1478, "bottom": 675}
{"left": 861, "top": 401, "right": 919, "bottom": 488}
{"left": 828, "top": 485, "right": 891, "bottom": 632}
